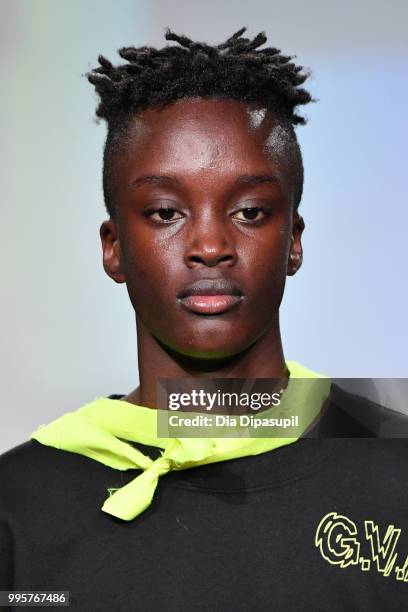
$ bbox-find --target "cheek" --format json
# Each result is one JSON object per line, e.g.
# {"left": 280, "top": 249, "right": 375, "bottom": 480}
{"left": 240, "top": 231, "right": 291, "bottom": 290}
{"left": 119, "top": 228, "right": 183, "bottom": 305}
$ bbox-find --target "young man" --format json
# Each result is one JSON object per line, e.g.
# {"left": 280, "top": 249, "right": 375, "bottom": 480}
{"left": 1, "top": 28, "right": 407, "bottom": 610}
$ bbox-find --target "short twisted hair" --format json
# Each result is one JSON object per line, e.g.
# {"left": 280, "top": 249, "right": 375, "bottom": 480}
{"left": 87, "top": 27, "right": 313, "bottom": 217}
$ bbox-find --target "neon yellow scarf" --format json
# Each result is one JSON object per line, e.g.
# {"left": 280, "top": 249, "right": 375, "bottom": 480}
{"left": 30, "top": 361, "right": 328, "bottom": 521}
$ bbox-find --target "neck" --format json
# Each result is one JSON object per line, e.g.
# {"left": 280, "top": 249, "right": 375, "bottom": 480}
{"left": 123, "top": 315, "right": 288, "bottom": 408}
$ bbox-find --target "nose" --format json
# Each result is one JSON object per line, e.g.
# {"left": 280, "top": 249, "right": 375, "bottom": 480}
{"left": 184, "top": 213, "right": 237, "bottom": 268}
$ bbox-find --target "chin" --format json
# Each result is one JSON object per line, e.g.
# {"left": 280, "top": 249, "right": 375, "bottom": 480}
{"left": 178, "top": 345, "right": 241, "bottom": 360}
{"left": 158, "top": 335, "right": 255, "bottom": 365}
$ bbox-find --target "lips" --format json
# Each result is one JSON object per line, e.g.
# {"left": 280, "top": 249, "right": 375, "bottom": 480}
{"left": 177, "top": 278, "right": 244, "bottom": 315}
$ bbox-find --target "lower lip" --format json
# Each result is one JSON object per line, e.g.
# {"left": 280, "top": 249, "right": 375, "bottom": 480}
{"left": 178, "top": 294, "right": 243, "bottom": 315}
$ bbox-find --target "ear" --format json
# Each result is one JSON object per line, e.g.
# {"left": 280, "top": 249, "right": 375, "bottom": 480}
{"left": 100, "top": 219, "right": 126, "bottom": 283}
{"left": 287, "top": 211, "right": 305, "bottom": 277}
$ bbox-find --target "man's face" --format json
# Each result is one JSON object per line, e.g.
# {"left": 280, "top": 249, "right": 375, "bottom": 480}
{"left": 101, "top": 98, "right": 304, "bottom": 359}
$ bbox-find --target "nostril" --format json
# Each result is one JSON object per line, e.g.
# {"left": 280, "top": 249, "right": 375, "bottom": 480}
{"left": 218, "top": 254, "right": 233, "bottom": 263}
{"left": 190, "top": 255, "right": 204, "bottom": 264}
{"left": 188, "top": 253, "right": 234, "bottom": 267}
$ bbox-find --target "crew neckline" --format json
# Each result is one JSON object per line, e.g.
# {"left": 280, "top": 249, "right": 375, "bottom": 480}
{"left": 162, "top": 437, "right": 340, "bottom": 491}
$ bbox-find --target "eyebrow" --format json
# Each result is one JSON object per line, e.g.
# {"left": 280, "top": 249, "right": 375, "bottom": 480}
{"left": 130, "top": 174, "right": 280, "bottom": 189}
{"left": 236, "top": 174, "right": 280, "bottom": 186}
{"left": 131, "top": 175, "right": 181, "bottom": 188}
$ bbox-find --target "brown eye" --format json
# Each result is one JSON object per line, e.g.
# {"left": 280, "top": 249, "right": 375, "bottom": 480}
{"left": 148, "top": 208, "right": 184, "bottom": 223}
{"left": 233, "top": 208, "right": 266, "bottom": 222}
{"left": 158, "top": 209, "right": 176, "bottom": 221}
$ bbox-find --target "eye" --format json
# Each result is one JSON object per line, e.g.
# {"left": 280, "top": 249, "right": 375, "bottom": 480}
{"left": 232, "top": 207, "right": 268, "bottom": 223}
{"left": 145, "top": 208, "right": 184, "bottom": 224}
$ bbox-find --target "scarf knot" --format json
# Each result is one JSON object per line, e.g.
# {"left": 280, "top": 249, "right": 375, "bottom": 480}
{"left": 148, "top": 455, "right": 172, "bottom": 476}
{"left": 30, "top": 361, "right": 329, "bottom": 521}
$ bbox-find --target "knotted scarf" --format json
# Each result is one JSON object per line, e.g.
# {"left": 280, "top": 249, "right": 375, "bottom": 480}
{"left": 30, "top": 361, "right": 329, "bottom": 521}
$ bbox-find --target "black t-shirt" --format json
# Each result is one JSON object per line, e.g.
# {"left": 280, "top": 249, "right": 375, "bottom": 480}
{"left": 1, "top": 386, "right": 408, "bottom": 611}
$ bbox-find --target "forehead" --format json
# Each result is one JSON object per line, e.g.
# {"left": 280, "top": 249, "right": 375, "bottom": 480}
{"left": 107, "top": 98, "right": 300, "bottom": 209}
{"left": 117, "top": 98, "right": 291, "bottom": 173}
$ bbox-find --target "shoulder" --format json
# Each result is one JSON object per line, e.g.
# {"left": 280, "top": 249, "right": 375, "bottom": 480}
{"left": 315, "top": 383, "right": 408, "bottom": 438}
{"left": 0, "top": 394, "right": 124, "bottom": 483}
{"left": 0, "top": 439, "right": 114, "bottom": 517}
{"left": 0, "top": 438, "right": 117, "bottom": 479}
{"left": 0, "top": 439, "right": 78, "bottom": 480}
{"left": 0, "top": 440, "right": 50, "bottom": 483}
{"left": 0, "top": 440, "right": 68, "bottom": 493}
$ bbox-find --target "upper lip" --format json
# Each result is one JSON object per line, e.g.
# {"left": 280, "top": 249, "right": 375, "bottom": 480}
{"left": 177, "top": 278, "right": 244, "bottom": 299}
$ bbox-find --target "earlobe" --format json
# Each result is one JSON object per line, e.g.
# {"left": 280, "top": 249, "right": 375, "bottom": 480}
{"left": 100, "top": 219, "right": 126, "bottom": 284}
{"left": 287, "top": 250, "right": 303, "bottom": 276}
{"left": 287, "top": 212, "right": 305, "bottom": 277}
